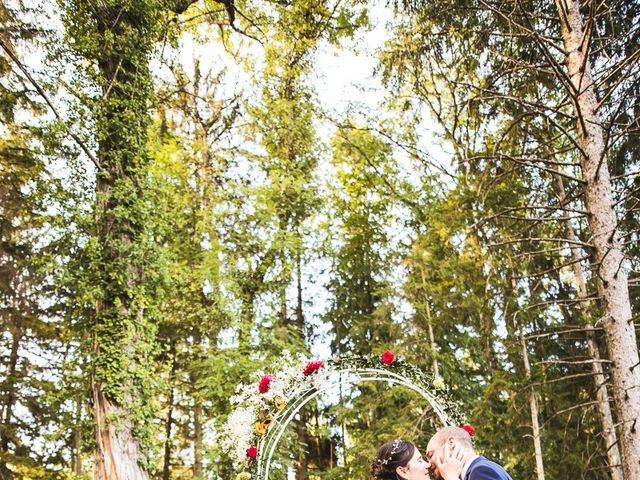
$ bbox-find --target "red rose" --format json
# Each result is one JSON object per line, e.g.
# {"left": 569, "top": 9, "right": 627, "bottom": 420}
{"left": 303, "top": 360, "right": 325, "bottom": 376}
{"left": 380, "top": 351, "right": 395, "bottom": 365}
{"left": 246, "top": 446, "right": 258, "bottom": 459}
{"left": 258, "top": 375, "right": 274, "bottom": 394}
{"left": 461, "top": 424, "right": 476, "bottom": 436}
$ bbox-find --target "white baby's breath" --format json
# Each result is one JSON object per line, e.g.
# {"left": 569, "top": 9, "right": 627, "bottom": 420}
{"left": 222, "top": 407, "right": 256, "bottom": 466}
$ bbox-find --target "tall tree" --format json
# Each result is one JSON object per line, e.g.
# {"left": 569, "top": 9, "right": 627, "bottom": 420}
{"left": 554, "top": 3, "right": 640, "bottom": 477}
{"left": 60, "top": 1, "right": 198, "bottom": 477}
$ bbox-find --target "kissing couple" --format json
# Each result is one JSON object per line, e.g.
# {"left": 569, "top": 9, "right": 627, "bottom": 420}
{"left": 371, "top": 426, "right": 513, "bottom": 480}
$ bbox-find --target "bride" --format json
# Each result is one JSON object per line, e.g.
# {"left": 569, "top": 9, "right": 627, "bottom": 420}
{"left": 370, "top": 438, "right": 464, "bottom": 480}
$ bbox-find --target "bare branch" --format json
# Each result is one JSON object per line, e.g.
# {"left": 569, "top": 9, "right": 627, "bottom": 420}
{"left": 0, "top": 37, "right": 101, "bottom": 170}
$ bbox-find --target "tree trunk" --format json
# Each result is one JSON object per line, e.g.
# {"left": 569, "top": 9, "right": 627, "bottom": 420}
{"left": 295, "top": 409, "right": 309, "bottom": 480}
{"left": 72, "top": 396, "right": 83, "bottom": 476}
{"left": 0, "top": 324, "right": 20, "bottom": 452}
{"left": 162, "top": 349, "right": 178, "bottom": 480}
{"left": 0, "top": 323, "right": 21, "bottom": 479}
{"left": 193, "top": 400, "right": 203, "bottom": 478}
{"left": 426, "top": 301, "right": 440, "bottom": 378}
{"left": 86, "top": 5, "right": 156, "bottom": 479}
{"left": 554, "top": 175, "right": 623, "bottom": 480}
{"left": 521, "top": 336, "right": 545, "bottom": 480}
{"left": 419, "top": 268, "right": 440, "bottom": 377}
{"left": 295, "top": 249, "right": 309, "bottom": 480}
{"left": 161, "top": 403, "right": 173, "bottom": 480}
{"left": 189, "top": 328, "right": 204, "bottom": 478}
{"left": 555, "top": 1, "right": 640, "bottom": 478}
{"left": 295, "top": 249, "right": 304, "bottom": 334}
{"left": 478, "top": 309, "right": 496, "bottom": 370}
{"left": 586, "top": 329, "right": 624, "bottom": 480}
{"left": 280, "top": 287, "right": 288, "bottom": 326}
{"left": 92, "top": 389, "right": 148, "bottom": 480}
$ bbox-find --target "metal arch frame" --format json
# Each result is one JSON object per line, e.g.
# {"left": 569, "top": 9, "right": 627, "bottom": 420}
{"left": 256, "top": 367, "right": 453, "bottom": 480}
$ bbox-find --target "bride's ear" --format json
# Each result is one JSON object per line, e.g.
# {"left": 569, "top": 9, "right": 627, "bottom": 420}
{"left": 395, "top": 465, "right": 409, "bottom": 480}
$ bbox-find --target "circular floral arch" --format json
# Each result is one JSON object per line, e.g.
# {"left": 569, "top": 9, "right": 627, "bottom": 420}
{"left": 223, "top": 352, "right": 462, "bottom": 480}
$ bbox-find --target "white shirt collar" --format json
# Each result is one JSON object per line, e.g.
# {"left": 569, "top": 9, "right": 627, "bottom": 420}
{"left": 460, "top": 454, "right": 480, "bottom": 480}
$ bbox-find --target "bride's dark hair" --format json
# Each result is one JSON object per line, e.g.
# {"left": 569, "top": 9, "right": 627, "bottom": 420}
{"left": 370, "top": 439, "right": 415, "bottom": 480}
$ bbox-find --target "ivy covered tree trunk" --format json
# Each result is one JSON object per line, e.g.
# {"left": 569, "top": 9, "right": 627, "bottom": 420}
{"left": 92, "top": 19, "right": 153, "bottom": 480}
{"left": 62, "top": 2, "right": 170, "bottom": 478}
{"left": 555, "top": 1, "right": 640, "bottom": 477}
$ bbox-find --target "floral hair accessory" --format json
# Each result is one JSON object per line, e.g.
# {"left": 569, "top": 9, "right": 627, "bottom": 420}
{"left": 461, "top": 424, "right": 475, "bottom": 436}
{"left": 376, "top": 438, "right": 403, "bottom": 465}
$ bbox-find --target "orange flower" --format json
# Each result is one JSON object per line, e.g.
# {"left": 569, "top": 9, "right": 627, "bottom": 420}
{"left": 255, "top": 416, "right": 275, "bottom": 435}
{"left": 275, "top": 395, "right": 286, "bottom": 410}
{"left": 262, "top": 416, "right": 274, "bottom": 428}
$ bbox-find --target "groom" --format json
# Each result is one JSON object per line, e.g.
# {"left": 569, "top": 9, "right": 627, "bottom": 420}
{"left": 425, "top": 426, "right": 513, "bottom": 480}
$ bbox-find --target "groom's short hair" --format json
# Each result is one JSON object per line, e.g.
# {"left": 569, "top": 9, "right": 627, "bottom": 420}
{"left": 432, "top": 426, "right": 474, "bottom": 449}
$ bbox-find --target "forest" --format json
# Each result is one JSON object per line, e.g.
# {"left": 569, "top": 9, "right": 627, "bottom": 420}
{"left": 1, "top": 0, "right": 639, "bottom": 479}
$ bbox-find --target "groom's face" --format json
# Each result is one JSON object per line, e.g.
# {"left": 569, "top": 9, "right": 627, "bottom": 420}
{"left": 425, "top": 437, "right": 445, "bottom": 479}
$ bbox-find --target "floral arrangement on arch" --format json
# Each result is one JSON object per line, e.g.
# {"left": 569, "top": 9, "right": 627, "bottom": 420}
{"left": 222, "top": 349, "right": 460, "bottom": 479}
{"left": 222, "top": 351, "right": 339, "bottom": 468}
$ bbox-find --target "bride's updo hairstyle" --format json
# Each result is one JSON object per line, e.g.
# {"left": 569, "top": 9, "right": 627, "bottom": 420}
{"left": 370, "top": 439, "right": 415, "bottom": 480}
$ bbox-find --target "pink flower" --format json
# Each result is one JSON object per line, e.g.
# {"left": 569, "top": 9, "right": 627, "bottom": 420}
{"left": 461, "top": 424, "right": 476, "bottom": 436}
{"left": 258, "top": 375, "right": 274, "bottom": 394}
{"left": 381, "top": 351, "right": 395, "bottom": 365}
{"left": 303, "top": 360, "right": 325, "bottom": 376}
{"left": 246, "top": 446, "right": 258, "bottom": 458}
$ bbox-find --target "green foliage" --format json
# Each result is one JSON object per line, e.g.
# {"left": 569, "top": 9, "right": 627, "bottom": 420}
{"left": 3, "top": 0, "right": 638, "bottom": 478}
{"left": 57, "top": 0, "right": 187, "bottom": 469}
{"left": 323, "top": 127, "right": 400, "bottom": 356}
{"left": 378, "top": 0, "right": 640, "bottom": 477}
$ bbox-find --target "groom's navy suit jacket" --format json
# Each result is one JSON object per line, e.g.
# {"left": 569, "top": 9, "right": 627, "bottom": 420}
{"left": 464, "top": 456, "right": 513, "bottom": 480}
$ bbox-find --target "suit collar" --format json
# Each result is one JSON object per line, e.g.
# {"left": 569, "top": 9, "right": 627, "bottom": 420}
{"left": 461, "top": 455, "right": 481, "bottom": 480}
